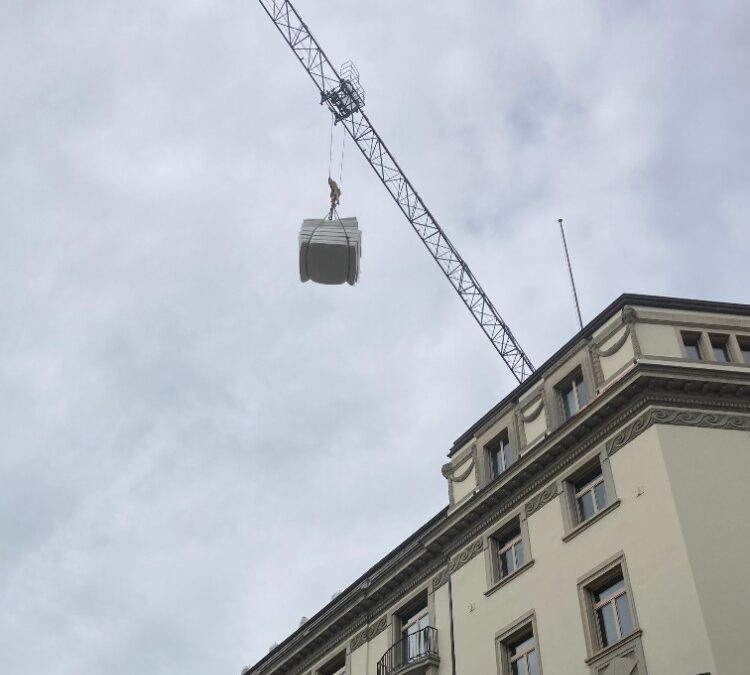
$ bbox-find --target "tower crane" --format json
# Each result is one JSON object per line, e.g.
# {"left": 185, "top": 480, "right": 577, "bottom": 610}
{"left": 258, "top": 0, "right": 535, "bottom": 383}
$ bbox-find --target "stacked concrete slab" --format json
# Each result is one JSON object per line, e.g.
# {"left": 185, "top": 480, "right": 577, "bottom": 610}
{"left": 299, "top": 217, "right": 361, "bottom": 286}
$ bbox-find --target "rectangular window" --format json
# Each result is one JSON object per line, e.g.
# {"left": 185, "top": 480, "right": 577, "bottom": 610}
{"left": 709, "top": 334, "right": 730, "bottom": 362}
{"left": 494, "top": 523, "right": 525, "bottom": 580}
{"left": 579, "top": 556, "right": 640, "bottom": 661}
{"left": 488, "top": 432, "right": 514, "bottom": 479}
{"left": 573, "top": 465, "right": 607, "bottom": 523}
{"left": 591, "top": 574, "right": 635, "bottom": 648}
{"left": 579, "top": 556, "right": 647, "bottom": 672}
{"left": 738, "top": 338, "right": 750, "bottom": 365}
{"left": 559, "top": 372, "right": 588, "bottom": 420}
{"left": 400, "top": 601, "right": 429, "bottom": 663}
{"left": 508, "top": 631, "right": 539, "bottom": 675}
{"left": 496, "top": 617, "right": 542, "bottom": 675}
{"left": 561, "top": 454, "right": 619, "bottom": 540}
{"left": 682, "top": 332, "right": 703, "bottom": 360}
{"left": 318, "top": 652, "right": 346, "bottom": 675}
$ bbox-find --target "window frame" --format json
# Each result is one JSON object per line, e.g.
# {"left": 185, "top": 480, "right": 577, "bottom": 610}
{"left": 560, "top": 450, "right": 620, "bottom": 542}
{"left": 495, "top": 610, "right": 543, "bottom": 675}
{"left": 485, "top": 512, "right": 533, "bottom": 594}
{"left": 573, "top": 465, "right": 607, "bottom": 523}
{"left": 680, "top": 331, "right": 704, "bottom": 360}
{"left": 577, "top": 553, "right": 640, "bottom": 661}
{"left": 389, "top": 587, "right": 435, "bottom": 666}
{"left": 556, "top": 368, "right": 590, "bottom": 421}
{"left": 486, "top": 429, "right": 515, "bottom": 481}
{"left": 708, "top": 333, "right": 731, "bottom": 363}
{"left": 735, "top": 335, "right": 750, "bottom": 365}
{"left": 315, "top": 650, "right": 347, "bottom": 675}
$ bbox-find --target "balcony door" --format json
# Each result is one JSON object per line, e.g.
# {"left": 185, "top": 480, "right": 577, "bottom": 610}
{"left": 401, "top": 605, "right": 429, "bottom": 664}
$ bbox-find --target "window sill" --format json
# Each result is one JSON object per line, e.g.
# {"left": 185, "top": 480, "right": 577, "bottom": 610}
{"left": 562, "top": 499, "right": 621, "bottom": 543}
{"left": 585, "top": 628, "right": 643, "bottom": 665}
{"left": 484, "top": 560, "right": 535, "bottom": 597}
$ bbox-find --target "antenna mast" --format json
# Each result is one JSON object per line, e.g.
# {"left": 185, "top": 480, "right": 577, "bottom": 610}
{"left": 558, "top": 218, "right": 583, "bottom": 330}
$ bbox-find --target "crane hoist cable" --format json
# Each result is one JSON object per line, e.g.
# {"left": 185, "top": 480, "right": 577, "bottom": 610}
{"left": 258, "top": 0, "right": 534, "bottom": 383}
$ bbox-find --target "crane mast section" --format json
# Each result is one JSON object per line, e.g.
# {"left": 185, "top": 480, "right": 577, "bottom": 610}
{"left": 258, "top": 0, "right": 534, "bottom": 382}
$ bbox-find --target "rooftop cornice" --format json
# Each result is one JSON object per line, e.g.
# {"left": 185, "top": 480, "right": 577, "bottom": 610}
{"left": 449, "top": 293, "right": 750, "bottom": 456}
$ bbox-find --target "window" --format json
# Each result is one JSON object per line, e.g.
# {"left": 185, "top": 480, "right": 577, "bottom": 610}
{"left": 561, "top": 454, "right": 619, "bottom": 540}
{"left": 682, "top": 332, "right": 703, "bottom": 360}
{"left": 399, "top": 600, "right": 429, "bottom": 663}
{"left": 487, "top": 516, "right": 532, "bottom": 591}
{"left": 495, "top": 523, "right": 525, "bottom": 579}
{"left": 591, "top": 575, "right": 634, "bottom": 648}
{"left": 488, "top": 432, "right": 514, "bottom": 479}
{"left": 709, "top": 334, "right": 730, "bottom": 362}
{"left": 559, "top": 371, "right": 589, "bottom": 420}
{"left": 738, "top": 337, "right": 750, "bottom": 364}
{"left": 578, "top": 555, "right": 641, "bottom": 660}
{"left": 579, "top": 556, "right": 647, "bottom": 672}
{"left": 508, "top": 630, "right": 539, "bottom": 675}
{"left": 318, "top": 652, "right": 346, "bottom": 675}
{"left": 496, "top": 614, "right": 542, "bottom": 675}
{"left": 573, "top": 465, "right": 607, "bottom": 523}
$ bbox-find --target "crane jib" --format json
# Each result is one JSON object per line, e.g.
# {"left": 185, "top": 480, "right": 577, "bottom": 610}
{"left": 258, "top": 0, "right": 535, "bottom": 383}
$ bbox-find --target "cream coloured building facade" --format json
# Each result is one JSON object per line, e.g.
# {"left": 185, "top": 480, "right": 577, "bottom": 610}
{"left": 244, "top": 294, "right": 750, "bottom": 675}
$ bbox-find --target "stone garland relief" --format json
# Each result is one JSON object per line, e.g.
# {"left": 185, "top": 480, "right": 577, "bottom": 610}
{"left": 519, "top": 396, "right": 544, "bottom": 423}
{"left": 349, "top": 614, "right": 388, "bottom": 651}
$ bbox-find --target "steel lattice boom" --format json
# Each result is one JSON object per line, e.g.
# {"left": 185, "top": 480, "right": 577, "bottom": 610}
{"left": 258, "top": 0, "right": 534, "bottom": 382}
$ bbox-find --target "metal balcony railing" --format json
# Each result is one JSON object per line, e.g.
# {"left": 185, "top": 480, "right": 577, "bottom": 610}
{"left": 376, "top": 626, "right": 439, "bottom": 675}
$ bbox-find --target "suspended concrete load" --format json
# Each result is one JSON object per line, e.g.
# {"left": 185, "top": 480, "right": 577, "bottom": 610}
{"left": 298, "top": 217, "right": 361, "bottom": 285}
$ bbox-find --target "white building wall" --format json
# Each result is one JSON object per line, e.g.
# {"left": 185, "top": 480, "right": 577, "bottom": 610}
{"left": 660, "top": 425, "right": 750, "bottom": 675}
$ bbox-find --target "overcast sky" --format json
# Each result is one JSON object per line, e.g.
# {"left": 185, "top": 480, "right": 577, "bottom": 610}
{"left": 2, "top": 1, "right": 749, "bottom": 673}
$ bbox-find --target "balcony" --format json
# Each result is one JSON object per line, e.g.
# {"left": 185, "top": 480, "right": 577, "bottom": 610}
{"left": 376, "top": 627, "right": 439, "bottom": 675}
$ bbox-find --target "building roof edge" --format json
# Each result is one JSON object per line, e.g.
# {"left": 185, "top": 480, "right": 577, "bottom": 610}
{"left": 449, "top": 293, "right": 750, "bottom": 455}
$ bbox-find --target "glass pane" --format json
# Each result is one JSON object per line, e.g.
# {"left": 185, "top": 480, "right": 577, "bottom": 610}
{"left": 575, "top": 378, "right": 589, "bottom": 407}
{"left": 490, "top": 447, "right": 502, "bottom": 477}
{"left": 616, "top": 594, "right": 634, "bottom": 637}
{"left": 597, "top": 603, "right": 618, "bottom": 647}
{"left": 594, "top": 578, "right": 625, "bottom": 602}
{"left": 509, "top": 635, "right": 534, "bottom": 657}
{"left": 503, "top": 443, "right": 514, "bottom": 470}
{"left": 575, "top": 466, "right": 601, "bottom": 492}
{"left": 578, "top": 491, "right": 595, "bottom": 521}
{"left": 683, "top": 336, "right": 702, "bottom": 360}
{"left": 741, "top": 346, "right": 750, "bottom": 364}
{"left": 511, "top": 660, "right": 527, "bottom": 675}
{"left": 500, "top": 548, "right": 514, "bottom": 576}
{"left": 527, "top": 650, "right": 539, "bottom": 675}
{"left": 562, "top": 386, "right": 576, "bottom": 418}
{"left": 514, "top": 541, "right": 525, "bottom": 568}
{"left": 712, "top": 343, "right": 729, "bottom": 362}
{"left": 594, "top": 480, "right": 607, "bottom": 510}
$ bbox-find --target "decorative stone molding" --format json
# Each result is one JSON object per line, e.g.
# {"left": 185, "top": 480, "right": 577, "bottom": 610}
{"left": 519, "top": 396, "right": 544, "bottom": 423}
{"left": 606, "top": 408, "right": 750, "bottom": 456}
{"left": 442, "top": 457, "right": 475, "bottom": 483}
{"left": 349, "top": 614, "right": 387, "bottom": 651}
{"left": 524, "top": 482, "right": 559, "bottom": 517}
{"left": 596, "top": 325, "right": 632, "bottom": 358}
{"left": 622, "top": 305, "right": 642, "bottom": 358}
{"left": 431, "top": 538, "right": 484, "bottom": 591}
{"left": 589, "top": 339, "right": 605, "bottom": 389}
